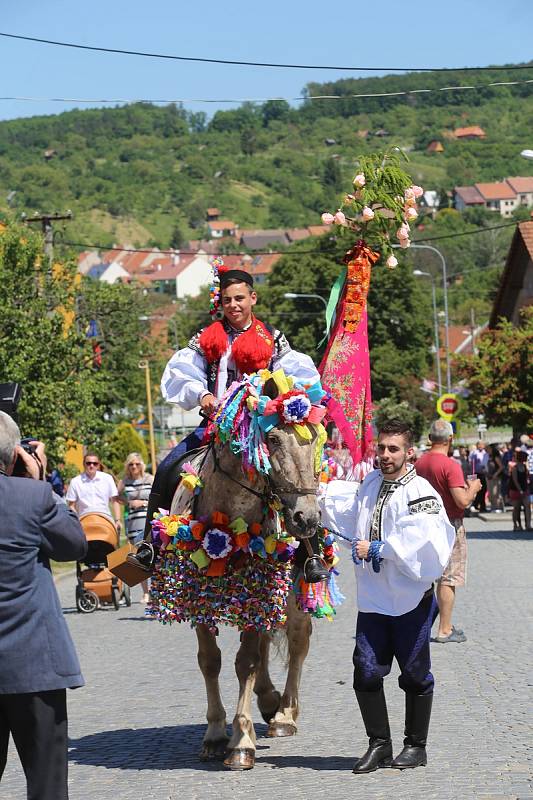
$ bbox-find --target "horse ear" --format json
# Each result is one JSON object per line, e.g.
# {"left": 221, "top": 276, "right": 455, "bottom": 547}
{"left": 262, "top": 377, "right": 279, "bottom": 400}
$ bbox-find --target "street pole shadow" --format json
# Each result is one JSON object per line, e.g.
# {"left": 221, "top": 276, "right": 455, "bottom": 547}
{"left": 69, "top": 724, "right": 270, "bottom": 772}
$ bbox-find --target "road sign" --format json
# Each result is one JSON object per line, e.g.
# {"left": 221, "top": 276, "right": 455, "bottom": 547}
{"left": 436, "top": 393, "right": 460, "bottom": 421}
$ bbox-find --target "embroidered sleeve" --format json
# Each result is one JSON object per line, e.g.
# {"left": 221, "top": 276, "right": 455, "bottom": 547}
{"left": 274, "top": 330, "right": 291, "bottom": 359}
{"left": 187, "top": 330, "right": 205, "bottom": 357}
{"left": 408, "top": 495, "right": 441, "bottom": 515}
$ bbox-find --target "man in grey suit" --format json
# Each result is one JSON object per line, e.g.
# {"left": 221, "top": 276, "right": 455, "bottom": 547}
{"left": 0, "top": 411, "right": 87, "bottom": 800}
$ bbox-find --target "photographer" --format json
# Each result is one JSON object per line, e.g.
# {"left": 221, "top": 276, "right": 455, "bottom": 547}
{"left": 0, "top": 411, "right": 86, "bottom": 800}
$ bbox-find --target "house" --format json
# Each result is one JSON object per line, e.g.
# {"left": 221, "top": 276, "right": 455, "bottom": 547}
{"left": 207, "top": 220, "right": 238, "bottom": 239}
{"left": 453, "top": 126, "right": 486, "bottom": 140}
{"left": 474, "top": 182, "right": 518, "bottom": 217}
{"left": 43, "top": 148, "right": 57, "bottom": 160}
{"left": 419, "top": 190, "right": 440, "bottom": 217}
{"left": 306, "top": 225, "right": 331, "bottom": 237}
{"left": 324, "top": 138, "right": 336, "bottom": 146}
{"left": 426, "top": 140, "right": 444, "bottom": 154}
{"left": 239, "top": 229, "right": 290, "bottom": 250}
{"left": 78, "top": 250, "right": 102, "bottom": 275}
{"left": 490, "top": 220, "right": 533, "bottom": 327}
{"left": 286, "top": 228, "right": 311, "bottom": 243}
{"left": 373, "top": 129, "right": 390, "bottom": 138}
{"left": 206, "top": 207, "right": 220, "bottom": 221}
{"left": 505, "top": 177, "right": 533, "bottom": 209}
{"left": 98, "top": 263, "right": 131, "bottom": 284}
{"left": 454, "top": 185, "right": 489, "bottom": 212}
{"left": 441, "top": 323, "right": 489, "bottom": 359}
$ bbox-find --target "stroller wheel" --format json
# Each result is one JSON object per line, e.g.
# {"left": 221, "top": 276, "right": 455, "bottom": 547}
{"left": 112, "top": 586, "right": 121, "bottom": 611}
{"left": 122, "top": 583, "right": 132, "bottom": 607}
{"left": 76, "top": 588, "right": 99, "bottom": 614}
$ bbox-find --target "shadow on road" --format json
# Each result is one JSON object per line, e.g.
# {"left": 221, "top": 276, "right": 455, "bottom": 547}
{"left": 69, "top": 724, "right": 271, "bottom": 771}
{"left": 257, "top": 754, "right": 355, "bottom": 770}
{"left": 466, "top": 530, "right": 533, "bottom": 540}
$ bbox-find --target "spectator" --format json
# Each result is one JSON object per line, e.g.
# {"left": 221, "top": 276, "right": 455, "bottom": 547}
{"left": 66, "top": 453, "right": 122, "bottom": 534}
{"left": 0, "top": 411, "right": 86, "bottom": 800}
{"left": 509, "top": 451, "right": 531, "bottom": 531}
{"left": 46, "top": 463, "right": 65, "bottom": 498}
{"left": 469, "top": 441, "right": 489, "bottom": 513}
{"left": 501, "top": 441, "right": 515, "bottom": 504}
{"left": 487, "top": 445, "right": 504, "bottom": 513}
{"left": 117, "top": 453, "right": 153, "bottom": 604}
{"left": 416, "top": 419, "right": 481, "bottom": 644}
{"left": 458, "top": 446, "right": 470, "bottom": 481}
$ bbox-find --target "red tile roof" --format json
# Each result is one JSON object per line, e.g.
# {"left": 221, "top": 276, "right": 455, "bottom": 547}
{"left": 286, "top": 228, "right": 311, "bottom": 242}
{"left": 454, "top": 186, "right": 485, "bottom": 205}
{"left": 475, "top": 182, "right": 516, "bottom": 201}
{"left": 307, "top": 225, "right": 331, "bottom": 237}
{"left": 208, "top": 220, "right": 237, "bottom": 231}
{"left": 505, "top": 177, "right": 533, "bottom": 194}
{"left": 207, "top": 207, "right": 220, "bottom": 215}
{"left": 454, "top": 126, "right": 486, "bottom": 138}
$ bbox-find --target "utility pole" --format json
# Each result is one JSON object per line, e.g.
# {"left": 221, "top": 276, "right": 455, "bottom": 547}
{"left": 139, "top": 360, "right": 157, "bottom": 472}
{"left": 470, "top": 307, "right": 477, "bottom": 354}
{"left": 22, "top": 211, "right": 72, "bottom": 271}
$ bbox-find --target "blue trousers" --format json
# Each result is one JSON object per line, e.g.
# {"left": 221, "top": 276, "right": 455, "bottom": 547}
{"left": 353, "top": 592, "right": 438, "bottom": 695}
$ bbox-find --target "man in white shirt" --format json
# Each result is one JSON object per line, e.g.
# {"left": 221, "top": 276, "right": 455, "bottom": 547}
{"left": 66, "top": 453, "right": 121, "bottom": 533}
{"left": 320, "top": 419, "right": 454, "bottom": 774}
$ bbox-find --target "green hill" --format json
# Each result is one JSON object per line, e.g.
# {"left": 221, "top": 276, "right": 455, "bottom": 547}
{"left": 0, "top": 65, "right": 532, "bottom": 247}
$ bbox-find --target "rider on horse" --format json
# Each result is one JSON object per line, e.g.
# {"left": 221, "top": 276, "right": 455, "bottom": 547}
{"left": 131, "top": 265, "right": 329, "bottom": 582}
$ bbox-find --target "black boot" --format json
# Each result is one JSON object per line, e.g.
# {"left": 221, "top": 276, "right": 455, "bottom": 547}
{"left": 391, "top": 693, "right": 433, "bottom": 769}
{"left": 352, "top": 689, "right": 393, "bottom": 774}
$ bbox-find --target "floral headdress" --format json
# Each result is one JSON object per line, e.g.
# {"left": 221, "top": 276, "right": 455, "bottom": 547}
{"left": 209, "top": 256, "right": 228, "bottom": 318}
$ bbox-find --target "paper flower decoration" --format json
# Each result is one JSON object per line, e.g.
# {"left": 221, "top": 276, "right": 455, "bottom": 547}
{"left": 278, "top": 392, "right": 312, "bottom": 424}
{"left": 202, "top": 528, "right": 233, "bottom": 559}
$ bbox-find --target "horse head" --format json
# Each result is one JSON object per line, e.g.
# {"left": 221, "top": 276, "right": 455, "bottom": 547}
{"left": 261, "top": 376, "right": 321, "bottom": 539}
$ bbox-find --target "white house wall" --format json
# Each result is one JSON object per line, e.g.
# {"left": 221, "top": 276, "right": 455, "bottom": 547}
{"left": 175, "top": 254, "right": 212, "bottom": 299}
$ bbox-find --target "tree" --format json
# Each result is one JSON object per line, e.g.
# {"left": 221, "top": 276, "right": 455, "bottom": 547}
{"left": 373, "top": 398, "right": 426, "bottom": 443}
{"left": 456, "top": 307, "right": 533, "bottom": 435}
{"left": 0, "top": 223, "right": 99, "bottom": 460}
{"left": 104, "top": 421, "right": 148, "bottom": 478}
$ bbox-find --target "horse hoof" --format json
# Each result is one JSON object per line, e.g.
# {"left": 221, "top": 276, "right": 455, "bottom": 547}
{"left": 267, "top": 722, "right": 297, "bottom": 738}
{"left": 259, "top": 690, "right": 281, "bottom": 724}
{"left": 223, "top": 748, "right": 255, "bottom": 770}
{"left": 199, "top": 740, "right": 229, "bottom": 762}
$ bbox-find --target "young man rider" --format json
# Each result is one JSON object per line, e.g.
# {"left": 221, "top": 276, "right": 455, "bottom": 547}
{"left": 131, "top": 265, "right": 328, "bottom": 581}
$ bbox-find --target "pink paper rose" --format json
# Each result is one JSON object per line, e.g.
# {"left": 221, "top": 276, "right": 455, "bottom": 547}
{"left": 399, "top": 238, "right": 411, "bottom": 249}
{"left": 334, "top": 210, "right": 346, "bottom": 225}
{"left": 321, "top": 212, "right": 335, "bottom": 225}
{"left": 386, "top": 255, "right": 398, "bottom": 268}
{"left": 405, "top": 207, "right": 418, "bottom": 220}
{"left": 353, "top": 173, "right": 366, "bottom": 188}
{"left": 396, "top": 223, "right": 410, "bottom": 241}
{"left": 412, "top": 185, "right": 424, "bottom": 198}
{"left": 362, "top": 206, "right": 375, "bottom": 222}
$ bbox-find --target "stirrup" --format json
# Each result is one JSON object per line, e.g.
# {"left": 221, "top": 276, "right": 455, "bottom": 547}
{"left": 303, "top": 555, "right": 329, "bottom": 584}
{"left": 127, "top": 541, "right": 155, "bottom": 572}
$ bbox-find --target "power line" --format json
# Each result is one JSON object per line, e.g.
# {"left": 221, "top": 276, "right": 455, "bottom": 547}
{"left": 60, "top": 221, "right": 520, "bottom": 258}
{"left": 2, "top": 76, "right": 533, "bottom": 106}
{"left": 1, "top": 31, "right": 532, "bottom": 73}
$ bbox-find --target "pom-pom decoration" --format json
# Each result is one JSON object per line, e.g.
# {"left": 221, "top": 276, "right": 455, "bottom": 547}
{"left": 209, "top": 256, "right": 228, "bottom": 318}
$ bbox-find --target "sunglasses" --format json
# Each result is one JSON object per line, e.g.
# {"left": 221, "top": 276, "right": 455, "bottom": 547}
{"left": 85, "top": 461, "right": 99, "bottom": 466}
{"left": 130, "top": 462, "right": 142, "bottom": 466}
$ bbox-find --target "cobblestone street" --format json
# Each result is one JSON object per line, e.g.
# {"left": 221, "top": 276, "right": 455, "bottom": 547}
{"left": 3, "top": 516, "right": 532, "bottom": 800}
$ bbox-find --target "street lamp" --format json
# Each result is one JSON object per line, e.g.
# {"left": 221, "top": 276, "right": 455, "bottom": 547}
{"left": 394, "top": 243, "right": 452, "bottom": 392}
{"left": 413, "top": 270, "right": 442, "bottom": 392}
{"left": 283, "top": 292, "right": 328, "bottom": 310}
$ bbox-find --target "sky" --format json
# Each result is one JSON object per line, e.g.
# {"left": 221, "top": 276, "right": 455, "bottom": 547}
{"left": 0, "top": 0, "right": 532, "bottom": 122}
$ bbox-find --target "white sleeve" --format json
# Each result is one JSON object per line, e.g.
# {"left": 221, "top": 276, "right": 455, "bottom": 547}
{"left": 65, "top": 476, "right": 79, "bottom": 503}
{"left": 381, "top": 508, "right": 455, "bottom": 582}
{"left": 318, "top": 479, "right": 359, "bottom": 549}
{"left": 161, "top": 347, "right": 209, "bottom": 410}
{"left": 273, "top": 347, "right": 320, "bottom": 387}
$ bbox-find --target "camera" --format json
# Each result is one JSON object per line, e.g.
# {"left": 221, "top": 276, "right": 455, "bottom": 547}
{"left": 0, "top": 382, "right": 43, "bottom": 478}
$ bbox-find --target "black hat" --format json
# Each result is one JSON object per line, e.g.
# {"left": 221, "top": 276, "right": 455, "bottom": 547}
{"left": 219, "top": 269, "right": 254, "bottom": 290}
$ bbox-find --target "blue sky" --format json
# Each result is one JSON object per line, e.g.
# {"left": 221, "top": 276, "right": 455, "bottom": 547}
{"left": 1, "top": 0, "right": 532, "bottom": 121}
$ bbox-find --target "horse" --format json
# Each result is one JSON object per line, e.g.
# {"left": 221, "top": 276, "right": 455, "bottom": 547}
{"left": 149, "top": 371, "right": 334, "bottom": 770}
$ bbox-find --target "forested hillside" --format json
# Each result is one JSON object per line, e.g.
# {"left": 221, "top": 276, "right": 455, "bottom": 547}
{"left": 0, "top": 65, "right": 532, "bottom": 248}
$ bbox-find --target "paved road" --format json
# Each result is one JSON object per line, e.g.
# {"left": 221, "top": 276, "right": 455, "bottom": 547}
{"left": 3, "top": 516, "right": 532, "bottom": 800}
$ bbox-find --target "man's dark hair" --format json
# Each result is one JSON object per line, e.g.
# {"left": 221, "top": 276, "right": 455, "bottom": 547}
{"left": 378, "top": 418, "right": 415, "bottom": 448}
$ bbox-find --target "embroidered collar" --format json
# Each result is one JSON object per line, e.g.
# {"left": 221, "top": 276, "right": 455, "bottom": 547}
{"left": 369, "top": 465, "right": 416, "bottom": 541}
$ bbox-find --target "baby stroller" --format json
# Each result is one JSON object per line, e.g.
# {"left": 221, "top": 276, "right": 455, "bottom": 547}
{"left": 76, "top": 512, "right": 131, "bottom": 613}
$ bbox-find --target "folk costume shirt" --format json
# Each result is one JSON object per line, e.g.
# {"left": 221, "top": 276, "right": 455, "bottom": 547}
{"left": 320, "top": 467, "right": 455, "bottom": 616}
{"left": 161, "top": 319, "right": 320, "bottom": 409}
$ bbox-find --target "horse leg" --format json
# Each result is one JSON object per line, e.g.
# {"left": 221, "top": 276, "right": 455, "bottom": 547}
{"left": 196, "top": 624, "right": 229, "bottom": 761}
{"left": 254, "top": 632, "right": 282, "bottom": 724}
{"left": 224, "top": 630, "right": 260, "bottom": 770}
{"left": 267, "top": 593, "right": 312, "bottom": 738}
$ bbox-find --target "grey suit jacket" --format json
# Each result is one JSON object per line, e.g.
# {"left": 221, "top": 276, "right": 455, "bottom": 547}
{"left": 0, "top": 474, "right": 87, "bottom": 693}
